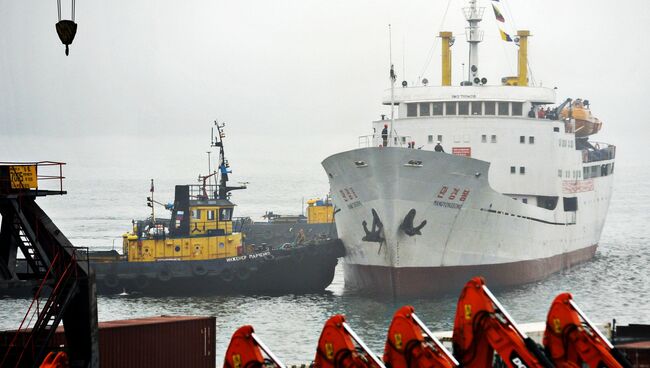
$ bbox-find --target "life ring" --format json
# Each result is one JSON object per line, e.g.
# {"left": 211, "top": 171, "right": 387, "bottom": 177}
{"left": 219, "top": 269, "right": 234, "bottom": 282}
{"left": 236, "top": 267, "right": 251, "bottom": 280}
{"left": 104, "top": 275, "right": 119, "bottom": 289}
{"left": 157, "top": 269, "right": 172, "bottom": 282}
{"left": 134, "top": 275, "right": 150, "bottom": 290}
{"left": 192, "top": 265, "right": 208, "bottom": 277}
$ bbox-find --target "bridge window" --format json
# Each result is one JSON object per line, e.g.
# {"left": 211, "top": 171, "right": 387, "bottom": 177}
{"left": 481, "top": 134, "right": 487, "bottom": 143}
{"left": 510, "top": 166, "right": 516, "bottom": 174}
{"left": 520, "top": 136, "right": 525, "bottom": 144}
{"left": 432, "top": 102, "right": 443, "bottom": 115}
{"left": 484, "top": 101, "right": 496, "bottom": 115}
{"left": 498, "top": 102, "right": 509, "bottom": 116}
{"left": 428, "top": 135, "right": 433, "bottom": 143}
{"left": 558, "top": 169, "right": 562, "bottom": 178}
{"left": 407, "top": 103, "right": 417, "bottom": 117}
{"left": 491, "top": 134, "right": 497, "bottom": 143}
{"left": 437, "top": 135, "right": 443, "bottom": 142}
{"left": 220, "top": 208, "right": 233, "bottom": 221}
{"left": 520, "top": 166, "right": 526, "bottom": 174}
{"left": 471, "top": 101, "right": 482, "bottom": 115}
{"left": 445, "top": 102, "right": 457, "bottom": 115}
{"left": 420, "top": 103, "right": 430, "bottom": 116}
{"left": 458, "top": 101, "right": 470, "bottom": 115}
{"left": 529, "top": 136, "right": 535, "bottom": 144}
{"left": 512, "top": 102, "right": 523, "bottom": 116}
{"left": 563, "top": 197, "right": 578, "bottom": 212}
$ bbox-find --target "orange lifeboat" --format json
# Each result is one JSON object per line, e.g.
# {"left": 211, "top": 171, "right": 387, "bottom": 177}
{"left": 560, "top": 99, "right": 602, "bottom": 137}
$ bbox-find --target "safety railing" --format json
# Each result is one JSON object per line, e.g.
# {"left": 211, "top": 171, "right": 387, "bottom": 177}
{"left": 0, "top": 161, "right": 65, "bottom": 194}
{"left": 358, "top": 134, "right": 413, "bottom": 148}
{"left": 582, "top": 142, "right": 616, "bottom": 163}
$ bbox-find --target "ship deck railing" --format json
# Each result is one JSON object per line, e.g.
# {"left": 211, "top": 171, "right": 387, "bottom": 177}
{"left": 358, "top": 134, "right": 414, "bottom": 148}
{"left": 0, "top": 161, "right": 66, "bottom": 197}
{"left": 582, "top": 142, "right": 616, "bottom": 163}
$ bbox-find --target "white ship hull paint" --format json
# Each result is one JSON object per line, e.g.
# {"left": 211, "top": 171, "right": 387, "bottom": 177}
{"left": 322, "top": 147, "right": 613, "bottom": 296}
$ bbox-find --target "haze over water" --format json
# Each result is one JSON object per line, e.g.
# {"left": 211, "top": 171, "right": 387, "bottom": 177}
{"left": 2, "top": 0, "right": 650, "bottom": 364}
{"left": 0, "top": 154, "right": 648, "bottom": 363}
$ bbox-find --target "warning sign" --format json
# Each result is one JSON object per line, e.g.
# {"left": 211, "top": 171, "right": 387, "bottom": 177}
{"left": 9, "top": 166, "right": 38, "bottom": 189}
{"left": 452, "top": 147, "right": 472, "bottom": 157}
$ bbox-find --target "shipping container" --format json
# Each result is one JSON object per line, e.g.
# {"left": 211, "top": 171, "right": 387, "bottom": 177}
{"left": 1, "top": 315, "right": 216, "bottom": 368}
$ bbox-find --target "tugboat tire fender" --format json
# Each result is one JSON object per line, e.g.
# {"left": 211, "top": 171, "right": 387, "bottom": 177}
{"left": 104, "top": 275, "right": 119, "bottom": 289}
{"left": 264, "top": 254, "right": 274, "bottom": 262}
{"left": 157, "top": 269, "right": 172, "bottom": 282}
{"left": 236, "top": 266, "right": 251, "bottom": 280}
{"left": 262, "top": 230, "right": 274, "bottom": 240}
{"left": 134, "top": 275, "right": 150, "bottom": 290}
{"left": 192, "top": 265, "right": 208, "bottom": 276}
{"left": 220, "top": 268, "right": 234, "bottom": 282}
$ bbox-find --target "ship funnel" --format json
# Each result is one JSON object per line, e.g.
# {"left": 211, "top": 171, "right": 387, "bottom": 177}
{"left": 517, "top": 30, "right": 530, "bottom": 86}
{"left": 440, "top": 31, "right": 453, "bottom": 86}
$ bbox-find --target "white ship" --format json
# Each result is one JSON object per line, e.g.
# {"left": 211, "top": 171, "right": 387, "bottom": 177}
{"left": 322, "top": 0, "right": 615, "bottom": 297}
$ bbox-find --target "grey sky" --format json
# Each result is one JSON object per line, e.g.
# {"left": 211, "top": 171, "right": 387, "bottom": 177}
{"left": 1, "top": 0, "right": 648, "bottom": 173}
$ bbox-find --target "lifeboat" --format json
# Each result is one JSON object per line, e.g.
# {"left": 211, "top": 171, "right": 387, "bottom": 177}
{"left": 560, "top": 99, "right": 603, "bottom": 137}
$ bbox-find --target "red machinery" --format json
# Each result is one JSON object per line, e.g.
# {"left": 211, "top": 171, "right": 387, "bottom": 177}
{"left": 224, "top": 325, "right": 286, "bottom": 368}
{"left": 544, "top": 293, "right": 632, "bottom": 368}
{"left": 452, "top": 277, "right": 555, "bottom": 368}
{"left": 314, "top": 314, "right": 386, "bottom": 368}
{"left": 383, "top": 305, "right": 459, "bottom": 368}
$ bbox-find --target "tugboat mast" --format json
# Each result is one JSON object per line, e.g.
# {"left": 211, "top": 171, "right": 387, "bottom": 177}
{"left": 464, "top": 0, "right": 484, "bottom": 84}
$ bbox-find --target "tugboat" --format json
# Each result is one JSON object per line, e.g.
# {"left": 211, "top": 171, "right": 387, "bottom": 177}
{"left": 88, "top": 121, "right": 344, "bottom": 295}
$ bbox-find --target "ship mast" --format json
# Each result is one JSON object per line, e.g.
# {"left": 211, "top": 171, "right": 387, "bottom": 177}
{"left": 463, "top": 0, "right": 484, "bottom": 84}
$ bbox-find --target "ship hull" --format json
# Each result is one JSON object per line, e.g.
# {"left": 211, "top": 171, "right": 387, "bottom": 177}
{"left": 322, "top": 147, "right": 613, "bottom": 297}
{"left": 4, "top": 239, "right": 345, "bottom": 297}
{"left": 344, "top": 244, "right": 596, "bottom": 296}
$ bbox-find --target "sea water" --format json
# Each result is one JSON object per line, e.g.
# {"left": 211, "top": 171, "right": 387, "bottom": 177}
{"left": 0, "top": 142, "right": 648, "bottom": 364}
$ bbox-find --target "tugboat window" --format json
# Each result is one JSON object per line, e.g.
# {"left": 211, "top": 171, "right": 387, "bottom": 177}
{"left": 192, "top": 209, "right": 201, "bottom": 219}
{"left": 432, "top": 102, "right": 444, "bottom": 115}
{"left": 498, "top": 102, "right": 509, "bottom": 116}
{"left": 458, "top": 101, "right": 469, "bottom": 115}
{"left": 207, "top": 210, "right": 215, "bottom": 220}
{"left": 484, "top": 101, "right": 496, "bottom": 115}
{"left": 407, "top": 103, "right": 418, "bottom": 117}
{"left": 445, "top": 102, "right": 457, "bottom": 115}
{"left": 511, "top": 102, "right": 523, "bottom": 116}
{"left": 471, "top": 101, "right": 482, "bottom": 115}
{"left": 420, "top": 103, "right": 430, "bottom": 116}
{"left": 220, "top": 208, "right": 233, "bottom": 221}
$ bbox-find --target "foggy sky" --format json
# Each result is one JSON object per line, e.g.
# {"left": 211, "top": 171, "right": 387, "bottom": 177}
{"left": 1, "top": 0, "right": 649, "bottom": 174}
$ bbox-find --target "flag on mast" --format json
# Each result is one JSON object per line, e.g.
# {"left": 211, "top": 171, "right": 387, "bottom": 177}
{"left": 499, "top": 28, "right": 513, "bottom": 42}
{"left": 150, "top": 179, "right": 154, "bottom": 193}
{"left": 492, "top": 3, "right": 505, "bottom": 22}
{"left": 390, "top": 64, "right": 396, "bottom": 82}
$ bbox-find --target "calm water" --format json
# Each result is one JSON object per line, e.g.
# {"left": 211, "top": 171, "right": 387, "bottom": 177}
{"left": 0, "top": 157, "right": 648, "bottom": 364}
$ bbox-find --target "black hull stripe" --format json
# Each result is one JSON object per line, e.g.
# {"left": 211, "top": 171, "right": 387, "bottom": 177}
{"left": 479, "top": 208, "right": 576, "bottom": 226}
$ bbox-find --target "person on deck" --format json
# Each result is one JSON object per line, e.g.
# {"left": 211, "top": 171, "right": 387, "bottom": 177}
{"left": 381, "top": 124, "right": 388, "bottom": 147}
{"left": 537, "top": 107, "right": 546, "bottom": 119}
{"left": 434, "top": 141, "right": 445, "bottom": 153}
{"left": 528, "top": 107, "right": 535, "bottom": 118}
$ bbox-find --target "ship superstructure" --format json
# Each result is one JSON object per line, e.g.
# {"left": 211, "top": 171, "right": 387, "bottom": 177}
{"left": 322, "top": 0, "right": 615, "bottom": 296}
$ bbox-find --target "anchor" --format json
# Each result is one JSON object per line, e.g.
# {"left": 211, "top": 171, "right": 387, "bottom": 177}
{"left": 399, "top": 208, "right": 427, "bottom": 236}
{"left": 361, "top": 208, "right": 384, "bottom": 243}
